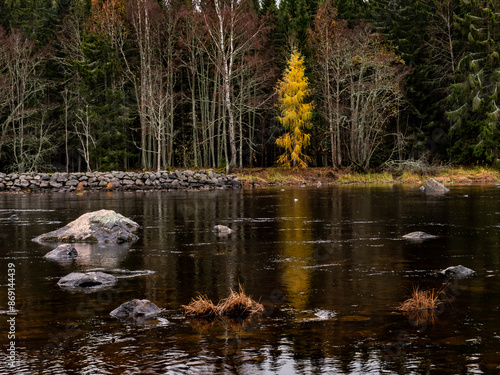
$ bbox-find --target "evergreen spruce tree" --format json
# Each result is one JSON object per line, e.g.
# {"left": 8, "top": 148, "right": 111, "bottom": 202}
{"left": 446, "top": 0, "right": 500, "bottom": 163}
{"left": 368, "top": 0, "right": 454, "bottom": 160}
{"left": 1, "top": 0, "right": 60, "bottom": 45}
{"left": 276, "top": 50, "right": 314, "bottom": 169}
{"left": 331, "top": 0, "right": 365, "bottom": 22}
{"left": 277, "top": 0, "right": 316, "bottom": 55}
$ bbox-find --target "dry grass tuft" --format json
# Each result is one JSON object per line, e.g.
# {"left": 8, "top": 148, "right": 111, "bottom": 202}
{"left": 181, "top": 295, "right": 217, "bottom": 320}
{"left": 398, "top": 286, "right": 441, "bottom": 312}
{"left": 216, "top": 285, "right": 264, "bottom": 318}
{"left": 182, "top": 284, "right": 264, "bottom": 320}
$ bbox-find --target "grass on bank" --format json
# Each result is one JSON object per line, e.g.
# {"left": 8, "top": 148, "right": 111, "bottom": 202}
{"left": 236, "top": 165, "right": 500, "bottom": 186}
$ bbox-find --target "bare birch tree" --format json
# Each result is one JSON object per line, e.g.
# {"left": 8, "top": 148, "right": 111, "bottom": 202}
{"left": 203, "top": 0, "right": 265, "bottom": 173}
{"left": 346, "top": 24, "right": 409, "bottom": 169}
{"left": 310, "top": 0, "right": 350, "bottom": 167}
{"left": 125, "top": 0, "right": 179, "bottom": 171}
{"left": 0, "top": 27, "right": 54, "bottom": 172}
{"left": 310, "top": 6, "right": 409, "bottom": 169}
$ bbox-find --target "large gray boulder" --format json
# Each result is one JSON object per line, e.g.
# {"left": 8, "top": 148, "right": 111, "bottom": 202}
{"left": 440, "top": 265, "right": 475, "bottom": 279}
{"left": 420, "top": 178, "right": 450, "bottom": 195}
{"left": 33, "top": 209, "right": 140, "bottom": 244}
{"left": 44, "top": 244, "right": 78, "bottom": 260}
{"left": 57, "top": 271, "right": 117, "bottom": 291}
{"left": 110, "top": 299, "right": 162, "bottom": 320}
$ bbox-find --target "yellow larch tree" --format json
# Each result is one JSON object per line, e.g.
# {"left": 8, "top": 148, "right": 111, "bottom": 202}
{"left": 276, "top": 50, "right": 314, "bottom": 169}
{"left": 88, "top": 0, "right": 126, "bottom": 47}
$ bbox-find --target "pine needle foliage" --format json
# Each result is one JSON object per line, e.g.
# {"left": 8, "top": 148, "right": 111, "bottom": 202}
{"left": 276, "top": 50, "right": 314, "bottom": 169}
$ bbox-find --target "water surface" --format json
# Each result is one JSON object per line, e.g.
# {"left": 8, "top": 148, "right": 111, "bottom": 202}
{"left": 0, "top": 185, "right": 499, "bottom": 374}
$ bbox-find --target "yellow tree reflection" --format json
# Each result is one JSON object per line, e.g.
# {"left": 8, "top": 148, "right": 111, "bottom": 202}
{"left": 278, "top": 190, "right": 314, "bottom": 310}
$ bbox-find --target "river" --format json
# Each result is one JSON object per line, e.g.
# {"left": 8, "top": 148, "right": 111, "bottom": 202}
{"left": 0, "top": 185, "right": 499, "bottom": 374}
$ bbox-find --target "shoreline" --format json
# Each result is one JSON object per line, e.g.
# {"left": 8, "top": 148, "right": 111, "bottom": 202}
{"left": 236, "top": 166, "right": 500, "bottom": 188}
{"left": 0, "top": 166, "right": 499, "bottom": 193}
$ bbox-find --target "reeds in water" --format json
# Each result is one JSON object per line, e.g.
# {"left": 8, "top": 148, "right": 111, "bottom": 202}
{"left": 216, "top": 286, "right": 264, "bottom": 318}
{"left": 182, "top": 285, "right": 264, "bottom": 320}
{"left": 398, "top": 286, "right": 441, "bottom": 312}
{"left": 181, "top": 295, "right": 217, "bottom": 319}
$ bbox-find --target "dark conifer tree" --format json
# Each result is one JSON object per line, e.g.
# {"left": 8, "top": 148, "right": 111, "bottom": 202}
{"left": 446, "top": 0, "right": 500, "bottom": 164}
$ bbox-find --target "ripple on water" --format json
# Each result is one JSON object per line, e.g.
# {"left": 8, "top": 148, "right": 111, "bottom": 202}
{"left": 86, "top": 268, "right": 156, "bottom": 278}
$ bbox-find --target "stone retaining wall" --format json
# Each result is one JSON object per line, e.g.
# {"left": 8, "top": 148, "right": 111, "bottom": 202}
{"left": 0, "top": 170, "right": 242, "bottom": 192}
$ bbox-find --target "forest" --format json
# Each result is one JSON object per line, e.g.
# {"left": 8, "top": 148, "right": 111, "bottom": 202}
{"left": 0, "top": 0, "right": 499, "bottom": 173}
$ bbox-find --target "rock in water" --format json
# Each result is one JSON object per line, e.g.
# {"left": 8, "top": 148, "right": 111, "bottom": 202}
{"left": 110, "top": 299, "right": 162, "bottom": 320}
{"left": 213, "top": 225, "right": 233, "bottom": 235}
{"left": 440, "top": 265, "right": 475, "bottom": 279}
{"left": 44, "top": 244, "right": 78, "bottom": 260}
{"left": 402, "top": 231, "right": 437, "bottom": 241}
{"left": 8, "top": 214, "right": 19, "bottom": 221}
{"left": 57, "top": 271, "right": 117, "bottom": 291}
{"left": 32, "top": 209, "right": 140, "bottom": 244}
{"left": 420, "top": 178, "right": 450, "bottom": 195}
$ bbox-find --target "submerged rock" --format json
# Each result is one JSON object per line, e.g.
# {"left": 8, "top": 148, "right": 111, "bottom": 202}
{"left": 440, "top": 265, "right": 475, "bottom": 279}
{"left": 33, "top": 209, "right": 140, "bottom": 244}
{"left": 402, "top": 231, "right": 436, "bottom": 241}
{"left": 213, "top": 225, "right": 233, "bottom": 235}
{"left": 420, "top": 178, "right": 450, "bottom": 195}
{"left": 110, "top": 299, "right": 162, "bottom": 321}
{"left": 44, "top": 244, "right": 78, "bottom": 260}
{"left": 314, "top": 310, "right": 336, "bottom": 320}
{"left": 57, "top": 271, "right": 117, "bottom": 291}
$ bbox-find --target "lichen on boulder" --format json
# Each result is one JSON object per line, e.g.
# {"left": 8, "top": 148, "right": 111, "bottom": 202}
{"left": 33, "top": 209, "right": 140, "bottom": 244}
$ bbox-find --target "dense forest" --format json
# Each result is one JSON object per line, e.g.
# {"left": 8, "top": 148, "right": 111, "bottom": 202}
{"left": 0, "top": 0, "right": 498, "bottom": 173}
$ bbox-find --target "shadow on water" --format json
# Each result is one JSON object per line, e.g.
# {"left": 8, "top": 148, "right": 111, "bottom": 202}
{"left": 0, "top": 186, "right": 500, "bottom": 374}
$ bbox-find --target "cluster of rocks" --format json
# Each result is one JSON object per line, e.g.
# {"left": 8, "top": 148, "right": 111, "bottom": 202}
{"left": 401, "top": 231, "right": 475, "bottom": 279}
{"left": 38, "top": 210, "right": 231, "bottom": 322}
{"left": 0, "top": 170, "right": 241, "bottom": 192}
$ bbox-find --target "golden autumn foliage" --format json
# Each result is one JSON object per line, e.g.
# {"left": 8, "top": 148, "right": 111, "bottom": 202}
{"left": 88, "top": 0, "right": 126, "bottom": 41}
{"left": 276, "top": 50, "right": 314, "bottom": 169}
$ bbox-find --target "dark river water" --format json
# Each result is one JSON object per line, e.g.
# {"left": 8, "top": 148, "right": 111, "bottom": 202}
{"left": 1, "top": 185, "right": 500, "bottom": 374}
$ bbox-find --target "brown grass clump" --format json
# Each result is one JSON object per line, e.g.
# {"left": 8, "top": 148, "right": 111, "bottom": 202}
{"left": 216, "top": 285, "right": 264, "bottom": 319}
{"left": 181, "top": 295, "right": 217, "bottom": 320}
{"left": 398, "top": 286, "right": 441, "bottom": 312}
{"left": 181, "top": 285, "right": 264, "bottom": 320}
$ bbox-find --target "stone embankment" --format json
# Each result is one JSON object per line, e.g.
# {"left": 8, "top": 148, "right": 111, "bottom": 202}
{"left": 0, "top": 170, "right": 242, "bottom": 192}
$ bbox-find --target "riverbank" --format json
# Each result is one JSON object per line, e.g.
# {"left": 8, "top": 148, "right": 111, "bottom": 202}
{"left": 236, "top": 166, "right": 500, "bottom": 187}
{"left": 1, "top": 166, "right": 498, "bottom": 193}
